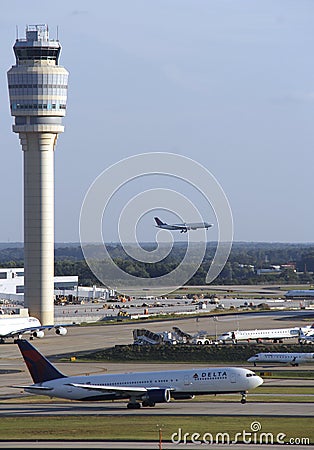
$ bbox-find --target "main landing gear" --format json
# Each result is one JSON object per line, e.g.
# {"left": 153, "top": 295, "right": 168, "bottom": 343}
{"left": 127, "top": 400, "right": 156, "bottom": 409}
{"left": 127, "top": 402, "right": 141, "bottom": 409}
{"left": 240, "top": 392, "right": 247, "bottom": 404}
{"left": 142, "top": 400, "right": 156, "bottom": 407}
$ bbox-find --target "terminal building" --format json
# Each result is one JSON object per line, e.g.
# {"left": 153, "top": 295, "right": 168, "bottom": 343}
{"left": 0, "top": 268, "right": 113, "bottom": 305}
{"left": 0, "top": 268, "right": 78, "bottom": 304}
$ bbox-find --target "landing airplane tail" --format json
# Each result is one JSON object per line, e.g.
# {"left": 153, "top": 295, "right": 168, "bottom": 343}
{"left": 154, "top": 217, "right": 165, "bottom": 226}
{"left": 16, "top": 339, "right": 66, "bottom": 384}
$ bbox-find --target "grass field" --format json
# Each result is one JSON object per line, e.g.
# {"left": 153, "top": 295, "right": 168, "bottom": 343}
{"left": 1, "top": 386, "right": 313, "bottom": 444}
{"left": 0, "top": 416, "right": 312, "bottom": 444}
{"left": 256, "top": 370, "right": 314, "bottom": 379}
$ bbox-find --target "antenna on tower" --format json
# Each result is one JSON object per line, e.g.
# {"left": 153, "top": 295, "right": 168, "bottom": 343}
{"left": 56, "top": 25, "right": 59, "bottom": 41}
{"left": 16, "top": 25, "right": 18, "bottom": 40}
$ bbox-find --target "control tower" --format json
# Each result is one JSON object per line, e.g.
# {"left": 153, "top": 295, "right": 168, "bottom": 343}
{"left": 7, "top": 25, "right": 69, "bottom": 324}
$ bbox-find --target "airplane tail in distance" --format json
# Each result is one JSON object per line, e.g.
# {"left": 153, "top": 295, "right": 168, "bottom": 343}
{"left": 16, "top": 339, "right": 66, "bottom": 384}
{"left": 154, "top": 217, "right": 165, "bottom": 226}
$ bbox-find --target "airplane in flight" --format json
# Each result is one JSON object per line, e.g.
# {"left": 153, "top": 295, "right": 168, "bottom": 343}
{"left": 218, "top": 324, "right": 314, "bottom": 344}
{"left": 248, "top": 352, "right": 314, "bottom": 367}
{"left": 14, "top": 339, "right": 263, "bottom": 408}
{"left": 154, "top": 217, "right": 212, "bottom": 233}
{"left": 0, "top": 316, "right": 67, "bottom": 343}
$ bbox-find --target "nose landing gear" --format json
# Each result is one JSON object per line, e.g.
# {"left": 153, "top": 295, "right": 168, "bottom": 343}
{"left": 240, "top": 392, "right": 247, "bottom": 404}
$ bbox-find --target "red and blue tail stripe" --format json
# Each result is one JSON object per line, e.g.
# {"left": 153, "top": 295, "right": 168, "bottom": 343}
{"left": 16, "top": 339, "right": 66, "bottom": 384}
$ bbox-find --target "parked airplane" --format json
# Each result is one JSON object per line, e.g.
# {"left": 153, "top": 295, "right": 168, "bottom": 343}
{"left": 14, "top": 339, "right": 263, "bottom": 408}
{"left": 218, "top": 325, "right": 313, "bottom": 344}
{"left": 248, "top": 352, "right": 314, "bottom": 367}
{"left": 154, "top": 217, "right": 212, "bottom": 233}
{"left": 299, "top": 330, "right": 314, "bottom": 344}
{"left": 0, "top": 316, "right": 67, "bottom": 343}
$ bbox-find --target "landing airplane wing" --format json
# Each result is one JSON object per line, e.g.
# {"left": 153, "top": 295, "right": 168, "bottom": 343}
{"left": 173, "top": 224, "right": 189, "bottom": 230}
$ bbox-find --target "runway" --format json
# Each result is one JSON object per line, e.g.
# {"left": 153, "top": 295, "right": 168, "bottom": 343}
{"left": 1, "top": 400, "right": 312, "bottom": 417}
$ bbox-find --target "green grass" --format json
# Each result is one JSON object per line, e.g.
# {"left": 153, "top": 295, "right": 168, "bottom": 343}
{"left": 257, "top": 386, "right": 314, "bottom": 394}
{"left": 256, "top": 370, "right": 314, "bottom": 379}
{"left": 192, "top": 394, "right": 313, "bottom": 403}
{"left": 0, "top": 416, "right": 312, "bottom": 444}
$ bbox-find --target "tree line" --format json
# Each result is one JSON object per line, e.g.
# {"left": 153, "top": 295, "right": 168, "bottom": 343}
{"left": 1, "top": 242, "right": 314, "bottom": 286}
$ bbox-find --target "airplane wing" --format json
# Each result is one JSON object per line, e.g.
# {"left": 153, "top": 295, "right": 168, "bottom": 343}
{"left": 67, "top": 383, "right": 148, "bottom": 394}
{"left": 173, "top": 224, "right": 188, "bottom": 230}
{"left": 3, "top": 324, "right": 67, "bottom": 339}
{"left": 67, "top": 383, "right": 174, "bottom": 395}
{"left": 3, "top": 325, "right": 54, "bottom": 338}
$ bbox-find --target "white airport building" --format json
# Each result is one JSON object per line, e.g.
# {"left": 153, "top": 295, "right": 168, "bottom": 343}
{"left": 0, "top": 268, "right": 112, "bottom": 305}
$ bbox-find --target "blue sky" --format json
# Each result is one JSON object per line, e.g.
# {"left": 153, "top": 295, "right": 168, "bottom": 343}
{"left": 0, "top": 0, "right": 313, "bottom": 243}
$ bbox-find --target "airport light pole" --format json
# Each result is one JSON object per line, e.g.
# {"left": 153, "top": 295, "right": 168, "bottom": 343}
{"left": 7, "top": 25, "right": 69, "bottom": 324}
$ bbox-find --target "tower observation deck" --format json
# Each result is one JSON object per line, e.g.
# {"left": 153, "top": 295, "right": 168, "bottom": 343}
{"left": 7, "top": 24, "right": 69, "bottom": 324}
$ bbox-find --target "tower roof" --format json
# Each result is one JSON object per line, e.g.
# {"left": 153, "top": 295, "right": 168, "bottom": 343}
{"left": 14, "top": 24, "right": 61, "bottom": 63}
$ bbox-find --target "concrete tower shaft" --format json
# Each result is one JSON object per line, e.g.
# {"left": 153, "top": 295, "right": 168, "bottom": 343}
{"left": 7, "top": 25, "right": 69, "bottom": 324}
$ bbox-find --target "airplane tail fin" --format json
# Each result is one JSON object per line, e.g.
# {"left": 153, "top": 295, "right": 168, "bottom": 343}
{"left": 154, "top": 217, "right": 165, "bottom": 226}
{"left": 16, "top": 339, "right": 66, "bottom": 384}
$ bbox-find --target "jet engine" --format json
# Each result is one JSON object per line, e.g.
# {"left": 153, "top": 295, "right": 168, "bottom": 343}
{"left": 32, "top": 330, "right": 45, "bottom": 339}
{"left": 55, "top": 327, "right": 67, "bottom": 336}
{"left": 143, "top": 388, "right": 171, "bottom": 404}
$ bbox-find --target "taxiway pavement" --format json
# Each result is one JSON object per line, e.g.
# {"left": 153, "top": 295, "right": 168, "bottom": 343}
{"left": 1, "top": 400, "right": 312, "bottom": 417}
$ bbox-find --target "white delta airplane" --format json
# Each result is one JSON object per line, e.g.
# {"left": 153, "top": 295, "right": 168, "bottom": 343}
{"left": 15, "top": 339, "right": 263, "bottom": 408}
{"left": 218, "top": 325, "right": 314, "bottom": 344}
{"left": 154, "top": 217, "right": 212, "bottom": 233}
{"left": 248, "top": 352, "right": 314, "bottom": 367}
{"left": 0, "top": 316, "right": 67, "bottom": 343}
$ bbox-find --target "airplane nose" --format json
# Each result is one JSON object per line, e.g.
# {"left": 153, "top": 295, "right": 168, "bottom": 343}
{"left": 252, "top": 375, "right": 263, "bottom": 388}
{"left": 248, "top": 357, "right": 257, "bottom": 363}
